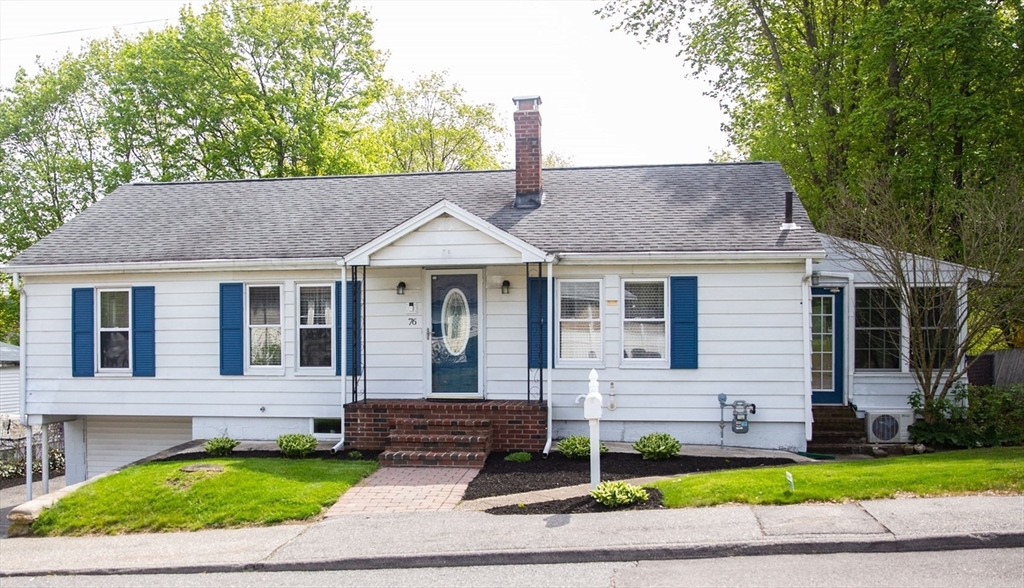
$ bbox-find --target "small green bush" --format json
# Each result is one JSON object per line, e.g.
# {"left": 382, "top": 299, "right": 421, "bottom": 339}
{"left": 909, "top": 383, "right": 1024, "bottom": 447}
{"left": 0, "top": 450, "right": 65, "bottom": 480}
{"left": 557, "top": 435, "right": 608, "bottom": 459}
{"left": 204, "top": 436, "right": 240, "bottom": 457}
{"left": 590, "top": 481, "right": 649, "bottom": 507}
{"left": 633, "top": 432, "right": 682, "bottom": 460}
{"left": 347, "top": 450, "right": 363, "bottom": 460}
{"left": 504, "top": 451, "right": 532, "bottom": 463}
{"left": 277, "top": 434, "right": 318, "bottom": 458}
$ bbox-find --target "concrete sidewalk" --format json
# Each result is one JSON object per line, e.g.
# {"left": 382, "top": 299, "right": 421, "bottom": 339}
{"left": 0, "top": 495, "right": 1021, "bottom": 577}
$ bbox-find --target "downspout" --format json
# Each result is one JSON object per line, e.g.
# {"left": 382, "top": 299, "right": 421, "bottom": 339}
{"left": 543, "top": 260, "right": 554, "bottom": 455}
{"left": 14, "top": 273, "right": 32, "bottom": 501}
{"left": 331, "top": 264, "right": 347, "bottom": 454}
{"left": 816, "top": 271, "right": 856, "bottom": 408}
{"left": 801, "top": 259, "right": 814, "bottom": 442}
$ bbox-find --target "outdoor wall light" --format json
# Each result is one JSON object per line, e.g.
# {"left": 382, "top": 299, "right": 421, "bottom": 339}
{"left": 501, "top": 280, "right": 511, "bottom": 295}
{"left": 811, "top": 271, "right": 821, "bottom": 286}
{"left": 396, "top": 281, "right": 406, "bottom": 295}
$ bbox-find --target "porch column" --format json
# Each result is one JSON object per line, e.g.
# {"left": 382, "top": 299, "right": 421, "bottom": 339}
{"left": 24, "top": 424, "right": 33, "bottom": 502}
{"left": 41, "top": 425, "right": 49, "bottom": 494}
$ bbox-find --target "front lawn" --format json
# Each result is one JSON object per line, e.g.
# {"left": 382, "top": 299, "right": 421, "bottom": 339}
{"left": 653, "top": 447, "right": 1023, "bottom": 508}
{"left": 33, "top": 457, "right": 378, "bottom": 535}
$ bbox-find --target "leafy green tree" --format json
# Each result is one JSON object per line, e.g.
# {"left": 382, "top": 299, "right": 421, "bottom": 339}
{"left": 101, "top": 0, "right": 385, "bottom": 181}
{"left": 599, "top": 0, "right": 1024, "bottom": 223}
{"left": 360, "top": 73, "right": 505, "bottom": 173}
{"left": 544, "top": 151, "right": 574, "bottom": 168}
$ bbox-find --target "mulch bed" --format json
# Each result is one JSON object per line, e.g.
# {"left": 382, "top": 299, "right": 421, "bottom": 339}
{"left": 488, "top": 488, "right": 666, "bottom": 515}
{"left": 0, "top": 470, "right": 66, "bottom": 491}
{"left": 463, "top": 452, "right": 795, "bottom": 501}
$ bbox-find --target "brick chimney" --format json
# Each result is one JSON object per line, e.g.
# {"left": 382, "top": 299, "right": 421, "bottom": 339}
{"left": 513, "top": 95, "right": 543, "bottom": 209}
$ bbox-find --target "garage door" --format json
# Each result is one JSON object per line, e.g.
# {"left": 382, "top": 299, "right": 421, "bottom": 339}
{"left": 86, "top": 416, "right": 192, "bottom": 478}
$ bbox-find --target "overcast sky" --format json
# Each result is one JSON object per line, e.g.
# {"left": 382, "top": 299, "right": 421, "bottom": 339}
{"left": 0, "top": 0, "right": 729, "bottom": 166}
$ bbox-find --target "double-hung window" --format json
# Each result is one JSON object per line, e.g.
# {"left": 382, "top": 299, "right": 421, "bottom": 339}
{"left": 248, "top": 285, "right": 282, "bottom": 368}
{"left": 557, "top": 279, "right": 602, "bottom": 362}
{"left": 98, "top": 289, "right": 131, "bottom": 371}
{"left": 854, "top": 288, "right": 901, "bottom": 370}
{"left": 911, "top": 287, "right": 957, "bottom": 370}
{"left": 298, "top": 285, "right": 333, "bottom": 369}
{"left": 622, "top": 279, "right": 667, "bottom": 362}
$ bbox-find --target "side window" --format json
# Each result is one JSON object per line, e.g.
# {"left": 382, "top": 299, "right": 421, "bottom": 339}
{"left": 557, "top": 279, "right": 602, "bottom": 362}
{"left": 622, "top": 280, "right": 667, "bottom": 362}
{"left": 248, "top": 285, "right": 282, "bottom": 367}
{"left": 854, "top": 288, "right": 901, "bottom": 370}
{"left": 298, "top": 285, "right": 333, "bottom": 369}
{"left": 98, "top": 289, "right": 130, "bottom": 370}
{"left": 911, "top": 287, "right": 957, "bottom": 370}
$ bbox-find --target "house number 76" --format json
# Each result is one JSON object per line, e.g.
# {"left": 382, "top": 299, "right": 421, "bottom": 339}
{"left": 408, "top": 318, "right": 418, "bottom": 326}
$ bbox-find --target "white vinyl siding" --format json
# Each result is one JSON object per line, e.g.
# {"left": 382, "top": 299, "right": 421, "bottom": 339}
{"left": 0, "top": 365, "right": 19, "bottom": 414}
{"left": 85, "top": 416, "right": 192, "bottom": 478}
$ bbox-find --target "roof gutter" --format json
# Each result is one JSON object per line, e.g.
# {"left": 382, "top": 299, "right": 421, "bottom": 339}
{"left": 555, "top": 250, "right": 826, "bottom": 265}
{"left": 1, "top": 258, "right": 344, "bottom": 277}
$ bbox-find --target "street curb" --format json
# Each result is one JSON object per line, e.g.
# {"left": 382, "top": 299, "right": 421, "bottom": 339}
{"left": 1, "top": 532, "right": 1021, "bottom": 577}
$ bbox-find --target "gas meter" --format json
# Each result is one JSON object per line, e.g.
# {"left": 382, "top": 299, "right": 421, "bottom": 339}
{"left": 731, "top": 400, "right": 756, "bottom": 434}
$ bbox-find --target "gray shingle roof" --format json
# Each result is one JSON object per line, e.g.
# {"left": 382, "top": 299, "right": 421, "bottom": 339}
{"left": 0, "top": 341, "right": 18, "bottom": 364}
{"left": 9, "top": 162, "right": 822, "bottom": 266}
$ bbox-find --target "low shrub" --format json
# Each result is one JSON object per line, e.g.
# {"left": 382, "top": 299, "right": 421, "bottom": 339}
{"left": 0, "top": 449, "right": 66, "bottom": 479}
{"left": 204, "top": 436, "right": 240, "bottom": 457}
{"left": 557, "top": 435, "right": 608, "bottom": 459}
{"left": 347, "top": 450, "right": 363, "bottom": 460}
{"left": 633, "top": 432, "right": 682, "bottom": 460}
{"left": 504, "top": 451, "right": 532, "bottom": 463}
{"left": 909, "top": 383, "right": 1024, "bottom": 448}
{"left": 277, "top": 434, "right": 318, "bottom": 458}
{"left": 590, "top": 481, "right": 649, "bottom": 507}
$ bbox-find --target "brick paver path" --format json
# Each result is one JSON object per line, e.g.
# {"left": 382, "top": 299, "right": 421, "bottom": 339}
{"left": 326, "top": 467, "right": 479, "bottom": 515}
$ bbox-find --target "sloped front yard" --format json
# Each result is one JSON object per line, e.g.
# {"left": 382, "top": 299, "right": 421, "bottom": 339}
{"left": 32, "top": 457, "right": 378, "bottom": 536}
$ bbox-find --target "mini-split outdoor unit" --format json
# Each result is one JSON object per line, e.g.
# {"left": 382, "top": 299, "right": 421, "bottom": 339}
{"left": 865, "top": 411, "right": 915, "bottom": 444}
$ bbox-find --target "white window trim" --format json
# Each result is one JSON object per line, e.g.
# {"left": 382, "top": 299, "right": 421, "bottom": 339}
{"left": 245, "top": 283, "right": 284, "bottom": 374}
{"left": 295, "top": 283, "right": 335, "bottom": 375}
{"left": 620, "top": 278, "right": 669, "bottom": 368}
{"left": 555, "top": 278, "right": 605, "bottom": 367}
{"left": 96, "top": 288, "right": 132, "bottom": 374}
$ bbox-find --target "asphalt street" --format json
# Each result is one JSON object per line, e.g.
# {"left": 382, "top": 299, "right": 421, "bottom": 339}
{"left": 1, "top": 548, "right": 1021, "bottom": 588}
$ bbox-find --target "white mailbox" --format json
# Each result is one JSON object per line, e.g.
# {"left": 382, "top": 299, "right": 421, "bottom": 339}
{"left": 584, "top": 388, "right": 603, "bottom": 420}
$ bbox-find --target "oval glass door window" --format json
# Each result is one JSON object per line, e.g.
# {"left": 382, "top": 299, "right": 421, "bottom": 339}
{"left": 442, "top": 288, "right": 470, "bottom": 355}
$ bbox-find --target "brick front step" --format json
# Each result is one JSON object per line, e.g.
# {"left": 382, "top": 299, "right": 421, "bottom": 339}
{"left": 387, "top": 433, "right": 491, "bottom": 453}
{"left": 390, "top": 418, "right": 492, "bottom": 436}
{"left": 379, "top": 450, "right": 487, "bottom": 468}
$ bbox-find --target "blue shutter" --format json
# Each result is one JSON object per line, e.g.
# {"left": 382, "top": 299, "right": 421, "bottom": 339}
{"left": 132, "top": 286, "right": 156, "bottom": 377}
{"left": 220, "top": 283, "right": 244, "bottom": 376}
{"left": 670, "top": 276, "right": 698, "bottom": 369}
{"left": 338, "top": 280, "right": 362, "bottom": 376}
{"left": 527, "top": 277, "right": 549, "bottom": 368}
{"left": 71, "top": 288, "right": 95, "bottom": 377}
{"left": 348, "top": 280, "right": 362, "bottom": 376}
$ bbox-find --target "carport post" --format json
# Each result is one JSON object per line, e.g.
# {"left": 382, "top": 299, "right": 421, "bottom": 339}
{"left": 24, "top": 425, "right": 32, "bottom": 502}
{"left": 41, "top": 426, "right": 49, "bottom": 494}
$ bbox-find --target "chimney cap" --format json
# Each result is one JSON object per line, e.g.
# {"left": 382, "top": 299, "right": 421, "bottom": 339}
{"left": 512, "top": 95, "right": 542, "bottom": 110}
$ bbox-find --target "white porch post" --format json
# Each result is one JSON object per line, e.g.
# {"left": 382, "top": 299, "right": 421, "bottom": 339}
{"left": 24, "top": 425, "right": 33, "bottom": 502}
{"left": 41, "top": 425, "right": 49, "bottom": 494}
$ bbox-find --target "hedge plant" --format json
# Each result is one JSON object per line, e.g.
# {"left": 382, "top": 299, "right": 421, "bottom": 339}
{"left": 557, "top": 435, "right": 608, "bottom": 459}
{"left": 277, "top": 434, "right": 318, "bottom": 458}
{"left": 633, "top": 432, "right": 681, "bottom": 460}
{"left": 590, "top": 481, "right": 649, "bottom": 507}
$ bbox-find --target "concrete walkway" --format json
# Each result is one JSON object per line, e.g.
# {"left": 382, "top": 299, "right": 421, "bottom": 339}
{"left": 0, "top": 495, "right": 1020, "bottom": 577}
{"left": 0, "top": 476, "right": 65, "bottom": 540}
{"left": 326, "top": 467, "right": 478, "bottom": 515}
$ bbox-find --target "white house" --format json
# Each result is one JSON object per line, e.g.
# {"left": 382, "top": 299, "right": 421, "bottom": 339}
{"left": 4, "top": 96, "right": 950, "bottom": 486}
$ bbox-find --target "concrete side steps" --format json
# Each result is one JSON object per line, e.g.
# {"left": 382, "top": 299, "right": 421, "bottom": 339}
{"left": 379, "top": 450, "right": 488, "bottom": 468}
{"left": 387, "top": 434, "right": 491, "bottom": 453}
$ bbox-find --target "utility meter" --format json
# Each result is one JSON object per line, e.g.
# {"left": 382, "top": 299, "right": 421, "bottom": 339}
{"left": 731, "top": 401, "right": 756, "bottom": 434}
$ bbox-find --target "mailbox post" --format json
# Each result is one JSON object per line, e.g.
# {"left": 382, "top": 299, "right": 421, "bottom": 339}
{"left": 584, "top": 369, "right": 603, "bottom": 489}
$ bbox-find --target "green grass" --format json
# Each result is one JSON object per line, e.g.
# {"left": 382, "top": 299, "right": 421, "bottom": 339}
{"left": 33, "top": 458, "right": 378, "bottom": 536}
{"left": 653, "top": 447, "right": 1024, "bottom": 508}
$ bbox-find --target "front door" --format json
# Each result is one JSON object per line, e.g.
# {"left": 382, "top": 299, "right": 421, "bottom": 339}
{"left": 811, "top": 287, "right": 845, "bottom": 404}
{"left": 429, "top": 273, "right": 480, "bottom": 395}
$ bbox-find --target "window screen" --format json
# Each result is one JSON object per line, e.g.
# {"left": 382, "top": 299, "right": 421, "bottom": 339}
{"left": 558, "top": 280, "right": 602, "bottom": 360}
{"left": 623, "top": 280, "right": 666, "bottom": 360}
{"left": 249, "top": 286, "right": 282, "bottom": 366}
